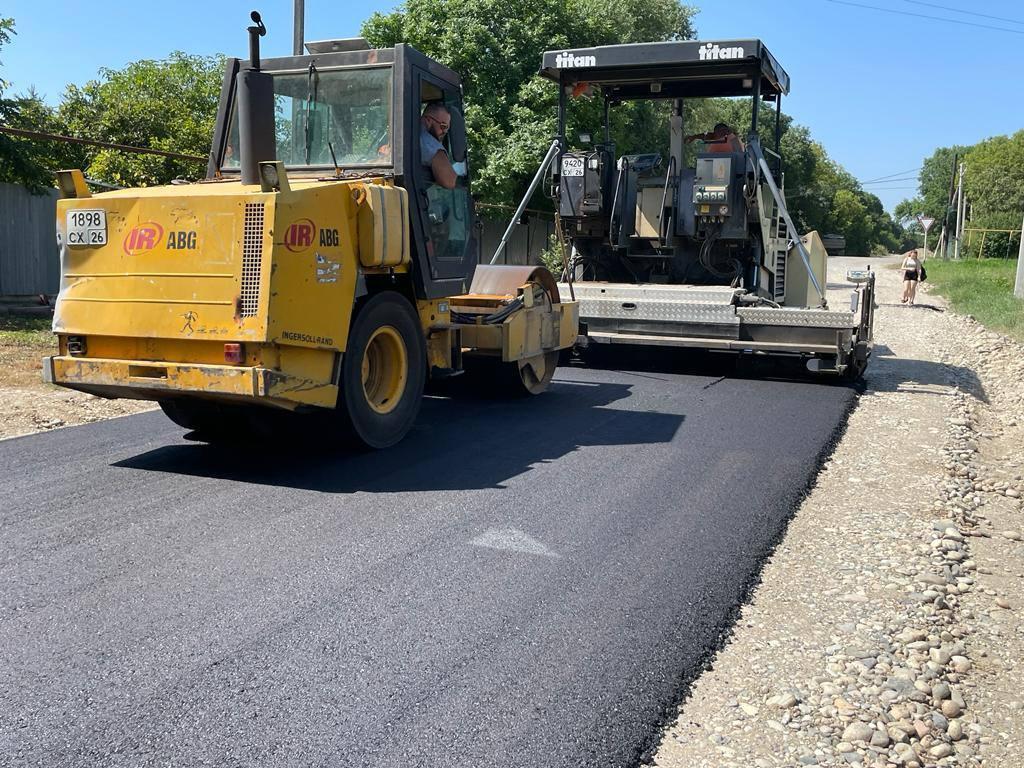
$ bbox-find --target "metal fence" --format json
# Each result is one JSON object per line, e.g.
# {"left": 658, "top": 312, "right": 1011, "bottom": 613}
{"left": 0, "top": 183, "right": 59, "bottom": 296}
{"left": 962, "top": 227, "right": 1022, "bottom": 260}
{"left": 476, "top": 212, "right": 554, "bottom": 266}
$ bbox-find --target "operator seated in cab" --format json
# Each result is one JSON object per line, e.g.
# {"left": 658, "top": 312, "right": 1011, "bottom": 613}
{"left": 684, "top": 122, "right": 745, "bottom": 154}
{"left": 419, "top": 102, "right": 467, "bottom": 189}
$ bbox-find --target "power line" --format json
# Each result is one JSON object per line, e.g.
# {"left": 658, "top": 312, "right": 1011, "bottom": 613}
{"left": 901, "top": 0, "right": 1024, "bottom": 26}
{"left": 862, "top": 175, "right": 919, "bottom": 183}
{"left": 859, "top": 167, "right": 921, "bottom": 184}
{"left": 864, "top": 178, "right": 921, "bottom": 185}
{"left": 824, "top": 0, "right": 1024, "bottom": 34}
{"left": 0, "top": 125, "right": 207, "bottom": 162}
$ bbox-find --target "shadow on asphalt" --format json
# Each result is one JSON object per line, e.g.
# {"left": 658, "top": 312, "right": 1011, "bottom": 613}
{"left": 114, "top": 347, "right": 861, "bottom": 492}
{"left": 114, "top": 378, "right": 686, "bottom": 493}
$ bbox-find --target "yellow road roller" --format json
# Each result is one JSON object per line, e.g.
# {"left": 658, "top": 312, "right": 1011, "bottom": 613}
{"left": 44, "top": 14, "right": 577, "bottom": 448}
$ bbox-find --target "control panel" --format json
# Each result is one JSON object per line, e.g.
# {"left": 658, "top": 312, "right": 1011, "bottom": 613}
{"left": 693, "top": 156, "right": 733, "bottom": 222}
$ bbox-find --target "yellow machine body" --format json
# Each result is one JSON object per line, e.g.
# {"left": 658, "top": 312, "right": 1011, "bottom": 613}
{"left": 45, "top": 173, "right": 577, "bottom": 414}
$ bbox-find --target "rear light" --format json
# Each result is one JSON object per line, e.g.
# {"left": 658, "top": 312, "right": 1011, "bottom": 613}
{"left": 67, "top": 336, "right": 87, "bottom": 356}
{"left": 224, "top": 343, "right": 244, "bottom": 364}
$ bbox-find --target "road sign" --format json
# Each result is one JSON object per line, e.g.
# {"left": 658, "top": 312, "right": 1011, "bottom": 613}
{"left": 917, "top": 216, "right": 935, "bottom": 233}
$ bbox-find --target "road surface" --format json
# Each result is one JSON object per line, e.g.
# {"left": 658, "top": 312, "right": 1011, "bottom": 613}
{"left": 0, "top": 355, "right": 856, "bottom": 767}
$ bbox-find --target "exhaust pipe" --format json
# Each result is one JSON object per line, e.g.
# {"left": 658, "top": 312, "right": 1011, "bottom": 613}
{"left": 238, "top": 11, "right": 276, "bottom": 185}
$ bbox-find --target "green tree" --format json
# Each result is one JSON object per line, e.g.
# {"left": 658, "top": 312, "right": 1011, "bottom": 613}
{"left": 893, "top": 198, "right": 926, "bottom": 246}
{"left": 362, "top": 0, "right": 905, "bottom": 252}
{"left": 964, "top": 131, "right": 1024, "bottom": 229}
{"left": 57, "top": 52, "right": 224, "bottom": 187}
{"left": 362, "top": 0, "right": 696, "bottom": 207}
{"left": 0, "top": 18, "right": 69, "bottom": 191}
{"left": 899, "top": 133, "right": 1024, "bottom": 258}
{"left": 857, "top": 190, "right": 900, "bottom": 254}
{"left": 892, "top": 198, "right": 920, "bottom": 225}
{"left": 830, "top": 189, "right": 871, "bottom": 255}
{"left": 894, "top": 146, "right": 962, "bottom": 249}
{"left": 962, "top": 131, "right": 1024, "bottom": 258}
{"left": 917, "top": 145, "right": 964, "bottom": 227}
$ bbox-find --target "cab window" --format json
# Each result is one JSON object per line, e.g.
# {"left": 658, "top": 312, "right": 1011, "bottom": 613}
{"left": 222, "top": 66, "right": 392, "bottom": 169}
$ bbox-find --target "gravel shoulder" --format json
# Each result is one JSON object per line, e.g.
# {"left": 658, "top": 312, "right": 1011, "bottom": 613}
{"left": 654, "top": 257, "right": 1024, "bottom": 767}
{"left": 0, "top": 318, "right": 155, "bottom": 441}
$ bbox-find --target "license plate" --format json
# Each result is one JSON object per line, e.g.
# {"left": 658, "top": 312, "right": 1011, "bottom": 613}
{"left": 65, "top": 209, "right": 107, "bottom": 247}
{"left": 561, "top": 157, "right": 585, "bottom": 177}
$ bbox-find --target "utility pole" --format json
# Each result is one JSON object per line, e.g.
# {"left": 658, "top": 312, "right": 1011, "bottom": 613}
{"left": 293, "top": 0, "right": 305, "bottom": 56}
{"left": 949, "top": 185, "right": 958, "bottom": 259}
{"left": 953, "top": 162, "right": 965, "bottom": 259}
{"left": 958, "top": 164, "right": 967, "bottom": 256}
{"left": 941, "top": 152, "right": 958, "bottom": 259}
{"left": 1015, "top": 212, "right": 1024, "bottom": 299}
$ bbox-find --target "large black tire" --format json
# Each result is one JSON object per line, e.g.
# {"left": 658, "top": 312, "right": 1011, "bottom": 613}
{"left": 338, "top": 291, "right": 426, "bottom": 449}
{"left": 843, "top": 357, "right": 868, "bottom": 383}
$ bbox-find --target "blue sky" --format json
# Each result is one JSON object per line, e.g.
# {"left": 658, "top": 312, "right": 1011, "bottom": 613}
{"left": 3, "top": 0, "right": 1021, "bottom": 214}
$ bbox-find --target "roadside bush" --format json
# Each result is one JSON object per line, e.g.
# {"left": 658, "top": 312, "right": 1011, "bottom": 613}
{"left": 539, "top": 232, "right": 566, "bottom": 277}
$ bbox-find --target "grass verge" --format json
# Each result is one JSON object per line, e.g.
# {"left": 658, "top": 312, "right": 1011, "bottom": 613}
{"left": 924, "top": 259, "right": 1023, "bottom": 342}
{"left": 0, "top": 315, "right": 56, "bottom": 349}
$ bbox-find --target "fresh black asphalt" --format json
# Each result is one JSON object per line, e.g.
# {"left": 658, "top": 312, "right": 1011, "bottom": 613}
{"left": 0, "top": 356, "right": 856, "bottom": 767}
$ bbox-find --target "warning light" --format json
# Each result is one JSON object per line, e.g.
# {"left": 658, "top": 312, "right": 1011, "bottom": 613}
{"left": 224, "top": 343, "right": 244, "bottom": 364}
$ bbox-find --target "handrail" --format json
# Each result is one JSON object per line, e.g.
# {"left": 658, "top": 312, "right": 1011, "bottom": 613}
{"left": 608, "top": 157, "right": 628, "bottom": 248}
{"left": 489, "top": 138, "right": 562, "bottom": 264}
{"left": 760, "top": 145, "right": 783, "bottom": 177}
{"left": 657, "top": 155, "right": 676, "bottom": 248}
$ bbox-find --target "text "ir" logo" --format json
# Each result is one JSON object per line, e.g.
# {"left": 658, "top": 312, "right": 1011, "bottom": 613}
{"left": 284, "top": 219, "right": 317, "bottom": 252}
{"left": 123, "top": 223, "right": 164, "bottom": 256}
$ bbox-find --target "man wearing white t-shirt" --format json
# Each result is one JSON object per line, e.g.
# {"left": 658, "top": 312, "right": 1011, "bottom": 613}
{"left": 419, "top": 102, "right": 466, "bottom": 189}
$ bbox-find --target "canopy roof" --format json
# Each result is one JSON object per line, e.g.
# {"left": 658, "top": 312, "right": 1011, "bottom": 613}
{"left": 539, "top": 39, "right": 789, "bottom": 100}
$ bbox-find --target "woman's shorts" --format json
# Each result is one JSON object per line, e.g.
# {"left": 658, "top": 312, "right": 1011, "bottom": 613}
{"left": 904, "top": 270, "right": 918, "bottom": 281}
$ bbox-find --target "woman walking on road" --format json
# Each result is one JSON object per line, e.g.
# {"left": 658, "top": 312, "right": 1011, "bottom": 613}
{"left": 901, "top": 249, "right": 923, "bottom": 305}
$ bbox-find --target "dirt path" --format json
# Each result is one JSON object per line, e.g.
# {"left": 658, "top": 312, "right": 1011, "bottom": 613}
{"left": 0, "top": 321, "right": 155, "bottom": 441}
{"left": 653, "top": 258, "right": 1024, "bottom": 767}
